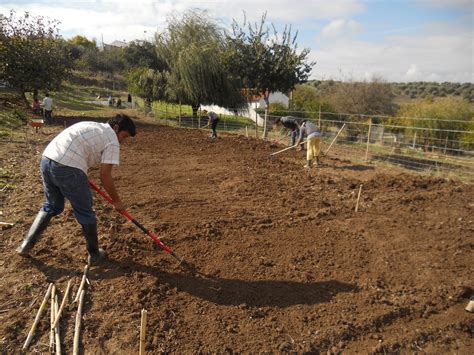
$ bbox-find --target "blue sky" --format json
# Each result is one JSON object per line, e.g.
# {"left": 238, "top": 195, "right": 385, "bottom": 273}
{"left": 1, "top": 0, "right": 472, "bottom": 82}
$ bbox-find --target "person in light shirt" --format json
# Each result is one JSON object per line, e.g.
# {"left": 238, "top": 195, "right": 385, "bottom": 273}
{"left": 42, "top": 93, "right": 53, "bottom": 124}
{"left": 16, "top": 114, "right": 136, "bottom": 264}
{"left": 294, "top": 119, "right": 322, "bottom": 168}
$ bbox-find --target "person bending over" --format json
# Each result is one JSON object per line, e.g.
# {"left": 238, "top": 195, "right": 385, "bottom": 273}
{"left": 16, "top": 114, "right": 136, "bottom": 264}
{"left": 294, "top": 119, "right": 322, "bottom": 168}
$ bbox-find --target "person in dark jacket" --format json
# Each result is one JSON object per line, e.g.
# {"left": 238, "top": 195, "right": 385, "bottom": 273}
{"left": 203, "top": 109, "right": 219, "bottom": 138}
{"left": 274, "top": 116, "right": 300, "bottom": 146}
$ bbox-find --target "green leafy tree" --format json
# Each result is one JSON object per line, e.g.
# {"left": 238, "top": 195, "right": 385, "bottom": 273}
{"left": 397, "top": 97, "right": 473, "bottom": 152}
{"left": 68, "top": 35, "right": 97, "bottom": 60}
{"left": 127, "top": 67, "right": 166, "bottom": 108}
{"left": 326, "top": 77, "right": 397, "bottom": 141}
{"left": 155, "top": 10, "right": 246, "bottom": 116}
{"left": 224, "top": 12, "right": 315, "bottom": 107}
{"left": 123, "top": 41, "right": 165, "bottom": 70}
{"left": 0, "top": 11, "right": 73, "bottom": 104}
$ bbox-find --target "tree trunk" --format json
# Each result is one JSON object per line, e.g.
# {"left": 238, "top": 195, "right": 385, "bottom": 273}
{"left": 191, "top": 104, "right": 200, "bottom": 118}
{"left": 20, "top": 91, "right": 29, "bottom": 109}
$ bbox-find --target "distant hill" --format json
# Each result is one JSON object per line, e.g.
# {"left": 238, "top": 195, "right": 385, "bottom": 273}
{"left": 307, "top": 80, "right": 474, "bottom": 102}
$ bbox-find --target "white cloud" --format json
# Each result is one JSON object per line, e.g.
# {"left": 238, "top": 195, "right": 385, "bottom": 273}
{"left": 406, "top": 64, "right": 418, "bottom": 77}
{"left": 215, "top": 0, "right": 364, "bottom": 22}
{"left": 0, "top": 0, "right": 365, "bottom": 43}
{"left": 416, "top": 0, "right": 473, "bottom": 10}
{"left": 311, "top": 26, "right": 473, "bottom": 82}
{"left": 1, "top": 1, "right": 471, "bottom": 82}
{"left": 321, "top": 19, "right": 362, "bottom": 38}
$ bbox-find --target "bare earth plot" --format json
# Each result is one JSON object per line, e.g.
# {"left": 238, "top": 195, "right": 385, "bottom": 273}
{"left": 0, "top": 119, "right": 473, "bottom": 353}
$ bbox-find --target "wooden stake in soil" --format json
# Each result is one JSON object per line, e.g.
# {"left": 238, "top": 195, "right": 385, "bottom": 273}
{"left": 323, "top": 124, "right": 346, "bottom": 156}
{"left": 318, "top": 104, "right": 321, "bottom": 129}
{"left": 73, "top": 289, "right": 85, "bottom": 355}
{"left": 53, "top": 279, "right": 72, "bottom": 329}
{"left": 245, "top": 125, "right": 248, "bottom": 138}
{"left": 74, "top": 264, "right": 89, "bottom": 303}
{"left": 50, "top": 284, "right": 56, "bottom": 351}
{"left": 54, "top": 294, "right": 61, "bottom": 355}
{"left": 139, "top": 309, "right": 148, "bottom": 355}
{"left": 355, "top": 184, "right": 363, "bottom": 212}
{"left": 23, "top": 283, "right": 53, "bottom": 350}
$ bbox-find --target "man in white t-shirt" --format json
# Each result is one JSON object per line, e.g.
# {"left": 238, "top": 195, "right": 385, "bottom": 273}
{"left": 42, "top": 93, "right": 53, "bottom": 124}
{"left": 16, "top": 114, "right": 136, "bottom": 264}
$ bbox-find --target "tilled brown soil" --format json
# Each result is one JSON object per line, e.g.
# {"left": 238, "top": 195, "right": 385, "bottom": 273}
{"left": 1, "top": 120, "right": 473, "bottom": 353}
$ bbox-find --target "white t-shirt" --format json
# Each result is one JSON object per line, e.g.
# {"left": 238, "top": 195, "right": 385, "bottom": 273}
{"left": 43, "top": 97, "right": 53, "bottom": 111}
{"left": 43, "top": 122, "right": 120, "bottom": 174}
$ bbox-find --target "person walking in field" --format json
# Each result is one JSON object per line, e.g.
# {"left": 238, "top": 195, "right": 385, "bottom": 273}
{"left": 42, "top": 93, "right": 53, "bottom": 124}
{"left": 203, "top": 109, "right": 219, "bottom": 138}
{"left": 16, "top": 114, "right": 136, "bottom": 264}
{"left": 294, "top": 119, "right": 322, "bottom": 168}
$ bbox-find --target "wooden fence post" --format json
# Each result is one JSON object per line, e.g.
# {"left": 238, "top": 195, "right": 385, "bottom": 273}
{"left": 365, "top": 119, "right": 372, "bottom": 162}
{"left": 318, "top": 104, "right": 321, "bottom": 129}
{"left": 255, "top": 110, "right": 258, "bottom": 138}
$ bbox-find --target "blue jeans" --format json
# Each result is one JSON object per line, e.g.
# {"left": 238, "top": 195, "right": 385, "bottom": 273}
{"left": 291, "top": 129, "right": 297, "bottom": 146}
{"left": 40, "top": 157, "right": 96, "bottom": 224}
{"left": 44, "top": 110, "right": 53, "bottom": 124}
{"left": 211, "top": 119, "right": 219, "bottom": 138}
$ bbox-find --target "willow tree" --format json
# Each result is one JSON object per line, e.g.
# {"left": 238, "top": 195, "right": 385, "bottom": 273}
{"left": 155, "top": 11, "right": 246, "bottom": 116}
{"left": 127, "top": 67, "right": 166, "bottom": 110}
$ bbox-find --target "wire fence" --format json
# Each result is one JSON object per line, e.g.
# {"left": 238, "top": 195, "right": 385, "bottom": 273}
{"left": 138, "top": 103, "right": 473, "bottom": 182}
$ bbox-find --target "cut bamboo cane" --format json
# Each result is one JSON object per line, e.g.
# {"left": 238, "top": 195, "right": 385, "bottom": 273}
{"left": 74, "top": 264, "right": 89, "bottom": 303}
{"left": 23, "top": 283, "right": 53, "bottom": 350}
{"left": 55, "top": 295, "right": 61, "bottom": 355}
{"left": 323, "top": 123, "right": 346, "bottom": 156}
{"left": 73, "top": 289, "right": 85, "bottom": 355}
{"left": 53, "top": 280, "right": 72, "bottom": 329}
{"left": 139, "top": 309, "right": 147, "bottom": 355}
{"left": 355, "top": 184, "right": 363, "bottom": 212}
{"left": 50, "top": 284, "right": 56, "bottom": 351}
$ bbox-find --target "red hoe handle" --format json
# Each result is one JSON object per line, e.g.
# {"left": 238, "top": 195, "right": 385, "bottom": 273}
{"left": 89, "top": 179, "right": 183, "bottom": 264}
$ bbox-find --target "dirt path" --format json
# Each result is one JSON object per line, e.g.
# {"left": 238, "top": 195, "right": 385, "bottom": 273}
{"left": 0, "top": 120, "right": 473, "bottom": 353}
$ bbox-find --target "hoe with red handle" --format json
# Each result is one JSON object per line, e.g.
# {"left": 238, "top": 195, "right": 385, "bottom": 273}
{"left": 89, "top": 179, "right": 184, "bottom": 265}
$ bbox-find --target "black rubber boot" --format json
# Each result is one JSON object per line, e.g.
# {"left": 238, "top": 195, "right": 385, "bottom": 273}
{"left": 17, "top": 210, "right": 54, "bottom": 256}
{"left": 315, "top": 156, "right": 321, "bottom": 166}
{"left": 81, "top": 223, "right": 106, "bottom": 265}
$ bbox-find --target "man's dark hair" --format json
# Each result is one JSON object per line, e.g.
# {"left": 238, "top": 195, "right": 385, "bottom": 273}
{"left": 108, "top": 114, "right": 136, "bottom": 136}
{"left": 274, "top": 117, "right": 282, "bottom": 125}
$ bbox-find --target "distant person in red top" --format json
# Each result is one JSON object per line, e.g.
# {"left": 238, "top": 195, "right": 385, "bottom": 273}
{"left": 32, "top": 98, "right": 41, "bottom": 115}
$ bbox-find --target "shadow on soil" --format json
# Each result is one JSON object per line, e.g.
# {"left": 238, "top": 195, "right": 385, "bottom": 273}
{"left": 333, "top": 164, "right": 375, "bottom": 171}
{"left": 98, "top": 258, "right": 358, "bottom": 308}
{"left": 29, "top": 256, "right": 358, "bottom": 308}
